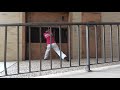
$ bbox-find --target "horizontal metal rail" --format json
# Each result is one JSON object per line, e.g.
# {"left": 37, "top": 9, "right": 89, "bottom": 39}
{"left": 1, "top": 22, "right": 120, "bottom": 26}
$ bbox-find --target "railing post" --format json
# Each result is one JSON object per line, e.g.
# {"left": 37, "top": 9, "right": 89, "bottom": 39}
{"left": 110, "top": 25, "right": 113, "bottom": 62}
{"left": 78, "top": 25, "right": 80, "bottom": 66}
{"left": 95, "top": 25, "right": 98, "bottom": 64}
{"left": 39, "top": 26, "right": 42, "bottom": 71}
{"left": 86, "top": 25, "right": 91, "bottom": 72}
{"left": 50, "top": 26, "right": 52, "bottom": 70}
{"left": 17, "top": 26, "right": 20, "bottom": 74}
{"left": 68, "top": 25, "right": 71, "bottom": 67}
{"left": 4, "top": 26, "right": 8, "bottom": 75}
{"left": 59, "top": 26, "right": 62, "bottom": 68}
{"left": 102, "top": 25, "right": 106, "bottom": 63}
{"left": 28, "top": 26, "right": 31, "bottom": 72}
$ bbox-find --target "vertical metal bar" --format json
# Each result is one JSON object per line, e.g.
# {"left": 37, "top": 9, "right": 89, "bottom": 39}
{"left": 78, "top": 25, "right": 80, "bottom": 66}
{"left": 59, "top": 26, "right": 62, "bottom": 68}
{"left": 68, "top": 25, "right": 71, "bottom": 67}
{"left": 50, "top": 27, "right": 52, "bottom": 70}
{"left": 17, "top": 26, "right": 20, "bottom": 74}
{"left": 4, "top": 26, "right": 8, "bottom": 75}
{"left": 117, "top": 25, "right": 120, "bottom": 61}
{"left": 28, "top": 26, "right": 31, "bottom": 72}
{"left": 86, "top": 25, "right": 91, "bottom": 72}
{"left": 39, "top": 26, "right": 42, "bottom": 71}
{"left": 110, "top": 25, "right": 113, "bottom": 62}
{"left": 102, "top": 25, "right": 106, "bottom": 63}
{"left": 95, "top": 25, "right": 98, "bottom": 64}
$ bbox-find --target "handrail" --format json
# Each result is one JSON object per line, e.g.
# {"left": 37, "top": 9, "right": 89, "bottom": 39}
{"left": 1, "top": 22, "right": 120, "bottom": 26}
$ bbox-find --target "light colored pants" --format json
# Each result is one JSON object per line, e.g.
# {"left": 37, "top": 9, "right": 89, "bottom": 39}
{"left": 44, "top": 43, "right": 67, "bottom": 60}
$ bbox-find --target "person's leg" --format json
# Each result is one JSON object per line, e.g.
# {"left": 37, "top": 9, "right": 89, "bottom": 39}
{"left": 44, "top": 44, "right": 50, "bottom": 60}
{"left": 52, "top": 43, "right": 67, "bottom": 60}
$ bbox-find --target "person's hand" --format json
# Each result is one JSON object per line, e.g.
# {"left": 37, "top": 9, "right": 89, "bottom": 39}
{"left": 49, "top": 32, "right": 53, "bottom": 36}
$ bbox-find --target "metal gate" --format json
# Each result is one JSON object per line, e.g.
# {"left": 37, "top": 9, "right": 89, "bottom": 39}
{"left": 0, "top": 22, "right": 120, "bottom": 77}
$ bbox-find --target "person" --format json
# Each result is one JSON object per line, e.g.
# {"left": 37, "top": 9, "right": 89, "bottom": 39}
{"left": 43, "top": 27, "right": 69, "bottom": 61}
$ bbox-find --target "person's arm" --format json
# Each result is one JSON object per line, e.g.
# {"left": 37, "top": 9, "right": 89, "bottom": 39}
{"left": 49, "top": 31, "right": 53, "bottom": 36}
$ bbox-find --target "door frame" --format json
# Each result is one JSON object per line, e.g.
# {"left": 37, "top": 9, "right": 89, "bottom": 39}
{"left": 23, "top": 12, "right": 70, "bottom": 60}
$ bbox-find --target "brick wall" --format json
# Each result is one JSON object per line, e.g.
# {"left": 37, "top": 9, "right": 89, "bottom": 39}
{"left": 69, "top": 12, "right": 82, "bottom": 59}
{"left": 101, "top": 12, "right": 120, "bottom": 58}
{"left": 0, "top": 12, "right": 24, "bottom": 61}
{"left": 26, "top": 12, "right": 69, "bottom": 22}
{"left": 1, "top": 12, "right": 119, "bottom": 61}
{"left": 0, "top": 12, "right": 70, "bottom": 61}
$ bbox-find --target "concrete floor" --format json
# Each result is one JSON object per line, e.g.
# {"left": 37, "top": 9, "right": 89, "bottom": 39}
{"left": 0, "top": 62, "right": 16, "bottom": 72}
{"left": 0, "top": 58, "right": 120, "bottom": 78}
{"left": 37, "top": 64, "right": 120, "bottom": 78}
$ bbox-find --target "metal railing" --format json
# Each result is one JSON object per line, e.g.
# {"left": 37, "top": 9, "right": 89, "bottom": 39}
{"left": 0, "top": 22, "right": 120, "bottom": 77}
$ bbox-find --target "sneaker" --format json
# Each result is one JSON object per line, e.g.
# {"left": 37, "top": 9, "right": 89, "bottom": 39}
{"left": 44, "top": 58, "right": 48, "bottom": 60}
{"left": 64, "top": 57, "right": 69, "bottom": 61}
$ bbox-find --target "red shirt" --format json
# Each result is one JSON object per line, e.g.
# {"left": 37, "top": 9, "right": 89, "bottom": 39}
{"left": 44, "top": 31, "right": 55, "bottom": 44}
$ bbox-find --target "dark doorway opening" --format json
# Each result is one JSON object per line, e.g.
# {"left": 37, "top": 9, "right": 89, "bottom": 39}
{"left": 25, "top": 27, "right": 68, "bottom": 60}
